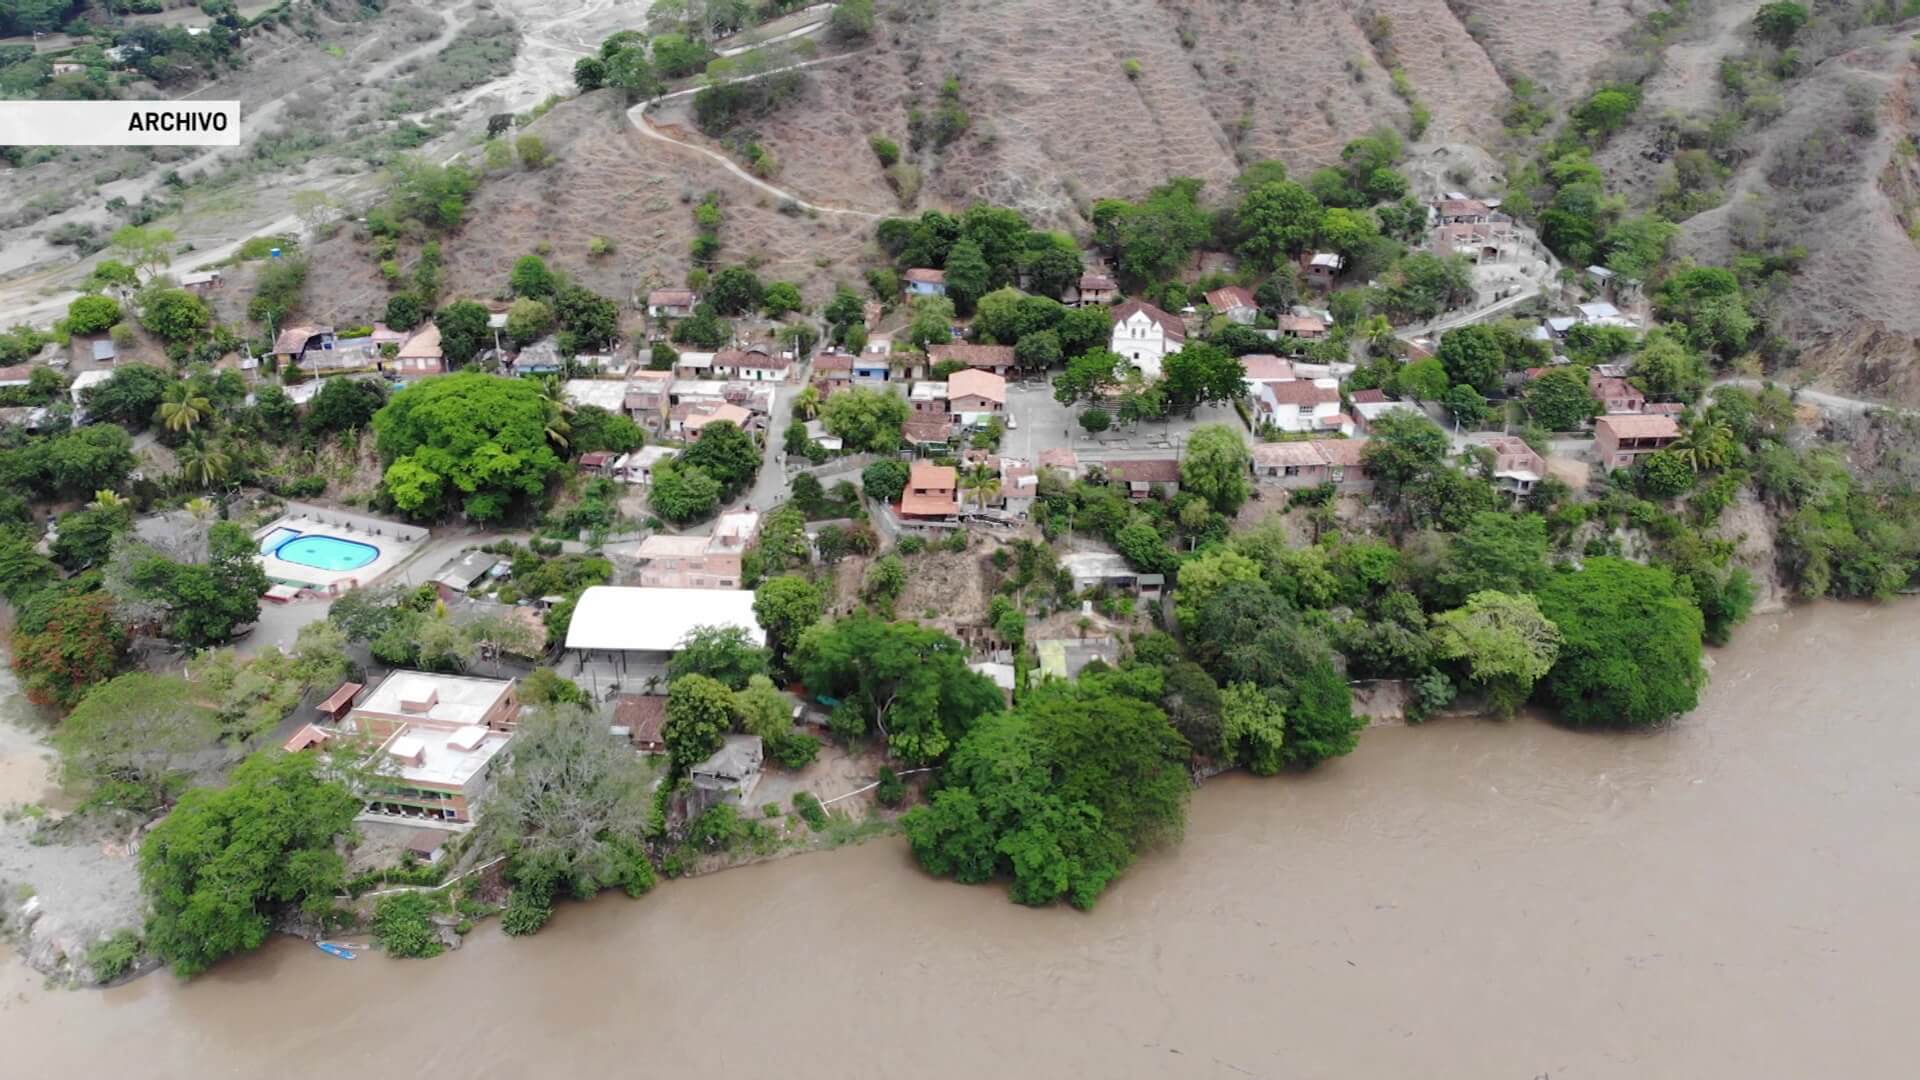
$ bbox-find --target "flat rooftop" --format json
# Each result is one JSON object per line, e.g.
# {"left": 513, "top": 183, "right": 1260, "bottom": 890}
{"left": 357, "top": 671, "right": 515, "bottom": 727}
{"left": 379, "top": 722, "right": 512, "bottom": 788}
{"left": 565, "top": 586, "right": 764, "bottom": 652}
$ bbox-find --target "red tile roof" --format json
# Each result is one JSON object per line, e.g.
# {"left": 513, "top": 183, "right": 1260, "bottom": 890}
{"left": 904, "top": 268, "right": 945, "bottom": 284}
{"left": 1106, "top": 458, "right": 1181, "bottom": 484}
{"left": 1078, "top": 272, "right": 1116, "bottom": 291}
{"left": 928, "top": 343, "right": 1015, "bottom": 368}
{"left": 1204, "top": 285, "right": 1256, "bottom": 311}
{"left": 1595, "top": 414, "right": 1681, "bottom": 439}
{"left": 1240, "top": 354, "right": 1295, "bottom": 382}
{"left": 1349, "top": 388, "right": 1389, "bottom": 404}
{"left": 613, "top": 695, "right": 668, "bottom": 745}
{"left": 1263, "top": 380, "right": 1340, "bottom": 406}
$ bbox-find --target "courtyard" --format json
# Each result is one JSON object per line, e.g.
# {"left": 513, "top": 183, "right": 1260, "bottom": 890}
{"left": 999, "top": 379, "right": 1244, "bottom": 465}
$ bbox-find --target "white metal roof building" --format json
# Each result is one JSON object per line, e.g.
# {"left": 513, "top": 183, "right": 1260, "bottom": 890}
{"left": 563, "top": 586, "right": 765, "bottom": 653}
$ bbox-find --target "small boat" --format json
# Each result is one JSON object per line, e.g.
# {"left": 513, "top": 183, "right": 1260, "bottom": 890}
{"left": 315, "top": 941, "right": 356, "bottom": 960}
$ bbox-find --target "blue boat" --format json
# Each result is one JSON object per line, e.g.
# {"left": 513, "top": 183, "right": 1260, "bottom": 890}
{"left": 315, "top": 942, "right": 356, "bottom": 960}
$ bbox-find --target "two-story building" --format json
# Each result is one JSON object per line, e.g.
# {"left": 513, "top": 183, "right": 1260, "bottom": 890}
{"left": 632, "top": 511, "right": 759, "bottom": 589}
{"left": 1253, "top": 378, "right": 1349, "bottom": 435}
{"left": 1589, "top": 373, "right": 1646, "bottom": 415}
{"left": 624, "top": 369, "right": 674, "bottom": 432}
{"left": 811, "top": 351, "right": 854, "bottom": 394}
{"left": 342, "top": 671, "right": 520, "bottom": 825}
{"left": 1304, "top": 252, "right": 1346, "bottom": 287}
{"left": 1480, "top": 435, "right": 1548, "bottom": 499}
{"left": 899, "top": 461, "right": 960, "bottom": 520}
{"left": 1064, "top": 272, "right": 1118, "bottom": 307}
{"left": 946, "top": 368, "right": 1007, "bottom": 427}
{"left": 714, "top": 347, "right": 791, "bottom": 382}
{"left": 1594, "top": 414, "right": 1681, "bottom": 471}
{"left": 1109, "top": 299, "right": 1185, "bottom": 381}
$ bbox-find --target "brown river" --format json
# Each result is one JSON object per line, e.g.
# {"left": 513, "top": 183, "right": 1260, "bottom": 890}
{"left": 3, "top": 600, "right": 1917, "bottom": 1077}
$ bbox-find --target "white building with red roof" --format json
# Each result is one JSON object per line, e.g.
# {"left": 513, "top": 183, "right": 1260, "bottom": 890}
{"left": 1109, "top": 299, "right": 1185, "bottom": 381}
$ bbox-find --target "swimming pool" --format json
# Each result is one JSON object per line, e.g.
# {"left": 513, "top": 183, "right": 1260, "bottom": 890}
{"left": 269, "top": 534, "right": 381, "bottom": 572}
{"left": 259, "top": 527, "right": 301, "bottom": 555}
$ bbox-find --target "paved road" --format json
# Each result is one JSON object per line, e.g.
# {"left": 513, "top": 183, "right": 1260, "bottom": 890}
{"left": 1711, "top": 377, "right": 1917, "bottom": 417}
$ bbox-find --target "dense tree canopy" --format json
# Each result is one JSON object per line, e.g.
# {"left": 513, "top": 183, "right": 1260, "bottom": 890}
{"left": 372, "top": 373, "right": 568, "bottom": 520}
{"left": 794, "top": 615, "right": 1003, "bottom": 763}
{"left": 1533, "top": 558, "right": 1705, "bottom": 728}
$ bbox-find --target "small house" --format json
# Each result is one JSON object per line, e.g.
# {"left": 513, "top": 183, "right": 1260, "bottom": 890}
{"left": 1304, "top": 252, "right": 1346, "bottom": 288}
{"left": 177, "top": 269, "right": 223, "bottom": 296}
{"left": 272, "top": 324, "right": 336, "bottom": 365}
{"left": 928, "top": 343, "right": 1016, "bottom": 377}
{"left": 394, "top": 324, "right": 444, "bottom": 376}
{"left": 1253, "top": 378, "right": 1348, "bottom": 435}
{"left": 900, "top": 462, "right": 959, "bottom": 519}
{"left": 1066, "top": 272, "right": 1118, "bottom": 307}
{"left": 619, "top": 445, "right": 677, "bottom": 485}
{"left": 1347, "top": 388, "right": 1422, "bottom": 434}
{"left": 611, "top": 695, "right": 668, "bottom": 753}
{"left": 811, "top": 351, "right": 854, "bottom": 391}
{"left": 1105, "top": 458, "right": 1181, "bottom": 500}
{"left": 903, "top": 268, "right": 947, "bottom": 297}
{"left": 1278, "top": 313, "right": 1329, "bottom": 340}
{"left": 1481, "top": 435, "right": 1547, "bottom": 499}
{"left": 1205, "top": 285, "right": 1258, "bottom": 325}
{"left": 690, "top": 734, "right": 764, "bottom": 807}
{"left": 430, "top": 551, "right": 501, "bottom": 600}
{"left": 673, "top": 351, "right": 716, "bottom": 379}
{"left": 646, "top": 289, "right": 699, "bottom": 319}
{"left": 908, "top": 380, "right": 949, "bottom": 417}
{"left": 1436, "top": 197, "right": 1492, "bottom": 225}
{"left": 946, "top": 368, "right": 1007, "bottom": 426}
{"left": 1589, "top": 373, "right": 1645, "bottom": 415}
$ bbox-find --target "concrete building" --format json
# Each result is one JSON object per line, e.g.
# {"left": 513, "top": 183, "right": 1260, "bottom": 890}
{"left": 1589, "top": 373, "right": 1646, "bottom": 415}
{"left": 1105, "top": 458, "right": 1181, "bottom": 499}
{"left": 624, "top": 369, "right": 674, "bottom": 431}
{"left": 1481, "top": 435, "right": 1547, "bottom": 499}
{"left": 690, "top": 734, "right": 764, "bottom": 808}
{"left": 1304, "top": 252, "right": 1345, "bottom": 287}
{"left": 946, "top": 368, "right": 1007, "bottom": 426}
{"left": 646, "top": 289, "right": 699, "bottom": 319}
{"left": 1065, "top": 272, "right": 1118, "bottom": 307}
{"left": 430, "top": 550, "right": 500, "bottom": 600}
{"left": 1347, "top": 389, "right": 1423, "bottom": 434}
{"left": 632, "top": 511, "right": 759, "bottom": 589}
{"left": 1253, "top": 378, "right": 1350, "bottom": 435}
{"left": 900, "top": 461, "right": 960, "bottom": 519}
{"left": 1594, "top": 414, "right": 1681, "bottom": 470}
{"left": 1251, "top": 439, "right": 1374, "bottom": 492}
{"left": 393, "top": 324, "right": 444, "bottom": 377}
{"left": 903, "top": 268, "right": 946, "bottom": 297}
{"left": 348, "top": 671, "right": 520, "bottom": 825}
{"left": 928, "top": 343, "right": 1017, "bottom": 378}
{"left": 1205, "top": 285, "right": 1257, "bottom": 324}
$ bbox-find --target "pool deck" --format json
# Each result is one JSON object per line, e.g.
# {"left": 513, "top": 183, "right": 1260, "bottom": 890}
{"left": 253, "top": 512, "right": 423, "bottom": 594}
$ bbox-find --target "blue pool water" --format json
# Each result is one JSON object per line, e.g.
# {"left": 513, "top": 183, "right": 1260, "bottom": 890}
{"left": 258, "top": 527, "right": 301, "bottom": 555}
{"left": 270, "top": 534, "right": 381, "bottom": 572}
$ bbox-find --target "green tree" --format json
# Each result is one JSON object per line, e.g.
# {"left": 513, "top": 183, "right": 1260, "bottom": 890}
{"left": 114, "top": 521, "right": 268, "bottom": 648}
{"left": 140, "top": 751, "right": 360, "bottom": 975}
{"left": 1526, "top": 367, "right": 1599, "bottom": 431}
{"left": 1236, "top": 180, "right": 1324, "bottom": 270}
{"left": 1752, "top": 2, "right": 1808, "bottom": 47}
{"left": 1534, "top": 558, "right": 1705, "bottom": 728}
{"left": 1180, "top": 423, "right": 1253, "bottom": 515}
{"left": 1315, "top": 206, "right": 1380, "bottom": 260}
{"left": 667, "top": 624, "right": 770, "bottom": 690}
{"left": 1399, "top": 357, "right": 1450, "bottom": 401}
{"left": 862, "top": 458, "right": 910, "bottom": 503}
{"left": 664, "top": 673, "right": 734, "bottom": 771}
{"left": 139, "top": 288, "right": 210, "bottom": 344}
{"left": 754, "top": 574, "right": 824, "bottom": 670}
{"left": 1429, "top": 590, "right": 1561, "bottom": 716}
{"left": 793, "top": 615, "right": 1003, "bottom": 763}
{"left": 504, "top": 298, "right": 554, "bottom": 347}
{"left": 906, "top": 294, "right": 956, "bottom": 349}
{"left": 679, "top": 420, "right": 759, "bottom": 496}
{"left": 79, "top": 364, "right": 170, "bottom": 428}
{"left": 650, "top": 460, "right": 723, "bottom": 523}
{"left": 157, "top": 380, "right": 211, "bottom": 434}
{"left": 66, "top": 293, "right": 121, "bottom": 335}
{"left": 1435, "top": 324, "right": 1511, "bottom": 393}
{"left": 1638, "top": 449, "right": 1697, "bottom": 499}
{"left": 305, "top": 376, "right": 386, "bottom": 435}
{"left": 372, "top": 373, "right": 568, "bottom": 520}
{"left": 1173, "top": 548, "right": 1262, "bottom": 632}
{"left": 822, "top": 386, "right": 909, "bottom": 452}
{"left": 110, "top": 224, "right": 175, "bottom": 277}
{"left": 1435, "top": 511, "right": 1549, "bottom": 606}
{"left": 372, "top": 893, "right": 442, "bottom": 959}
{"left": 433, "top": 300, "right": 492, "bottom": 366}
{"left": 1630, "top": 330, "right": 1708, "bottom": 403}
{"left": 761, "top": 281, "right": 803, "bottom": 318}
{"left": 941, "top": 238, "right": 990, "bottom": 314}
{"left": 1053, "top": 349, "right": 1126, "bottom": 405}
{"left": 1219, "top": 682, "right": 1286, "bottom": 775}
{"left": 1159, "top": 343, "right": 1245, "bottom": 413}
{"left": 707, "top": 267, "right": 764, "bottom": 316}
{"left": 1078, "top": 407, "right": 1111, "bottom": 435}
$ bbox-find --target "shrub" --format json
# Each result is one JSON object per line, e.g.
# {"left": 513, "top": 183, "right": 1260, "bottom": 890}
{"left": 875, "top": 766, "right": 905, "bottom": 808}
{"left": 792, "top": 791, "right": 828, "bottom": 830}
{"left": 372, "top": 892, "right": 443, "bottom": 958}
{"left": 86, "top": 929, "right": 142, "bottom": 984}
{"left": 500, "top": 887, "right": 554, "bottom": 936}
{"left": 769, "top": 731, "right": 821, "bottom": 769}
{"left": 869, "top": 134, "right": 899, "bottom": 167}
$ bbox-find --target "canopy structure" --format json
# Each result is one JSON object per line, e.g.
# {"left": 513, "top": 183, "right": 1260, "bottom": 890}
{"left": 563, "top": 586, "right": 765, "bottom": 652}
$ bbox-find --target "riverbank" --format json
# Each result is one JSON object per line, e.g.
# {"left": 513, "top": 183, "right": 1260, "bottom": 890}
{"left": 1, "top": 599, "right": 1914, "bottom": 1075}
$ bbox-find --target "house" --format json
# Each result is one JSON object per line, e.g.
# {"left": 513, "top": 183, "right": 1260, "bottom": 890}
{"left": 908, "top": 380, "right": 949, "bottom": 418}
{"left": 802, "top": 418, "right": 842, "bottom": 451}
{"left": 903, "top": 268, "right": 947, "bottom": 297}
{"left": 406, "top": 830, "right": 448, "bottom": 865}
{"left": 1589, "top": 373, "right": 1646, "bottom": 415}
{"left": 969, "top": 661, "right": 1017, "bottom": 703}
{"left": 1240, "top": 354, "right": 1297, "bottom": 389}
{"left": 271, "top": 324, "right": 336, "bottom": 365}
{"left": 50, "top": 61, "right": 86, "bottom": 75}
{"left": 1105, "top": 458, "right": 1181, "bottom": 499}
{"left": 624, "top": 369, "right": 674, "bottom": 431}
{"left": 900, "top": 461, "right": 960, "bottom": 519}
{"left": 1205, "top": 285, "right": 1258, "bottom": 325}
{"left": 1304, "top": 252, "right": 1345, "bottom": 287}
{"left": 315, "top": 680, "right": 364, "bottom": 724}
{"left": 632, "top": 511, "right": 759, "bottom": 589}
{"left": 690, "top": 734, "right": 764, "bottom": 807}
{"left": 177, "top": 269, "right": 223, "bottom": 296}
{"left": 1253, "top": 378, "right": 1349, "bottom": 435}
{"left": 1481, "top": 435, "right": 1547, "bottom": 498}
{"left": 1348, "top": 388, "right": 1422, "bottom": 433}
{"left": 646, "top": 289, "right": 699, "bottom": 319}
{"left": 578, "top": 451, "right": 615, "bottom": 475}
{"left": 1109, "top": 299, "right": 1185, "bottom": 381}
{"left": 902, "top": 415, "right": 956, "bottom": 448}
{"left": 946, "top": 368, "right": 1007, "bottom": 426}
{"left": 565, "top": 586, "right": 765, "bottom": 676}
{"left": 998, "top": 459, "right": 1038, "bottom": 517}
{"left": 346, "top": 671, "right": 521, "bottom": 825}
{"left": 1061, "top": 552, "right": 1164, "bottom": 598}
{"left": 1249, "top": 439, "right": 1374, "bottom": 491}
{"left": 928, "top": 343, "right": 1016, "bottom": 377}
{"left": 1314, "top": 437, "right": 1373, "bottom": 492}
{"left": 811, "top": 351, "right": 854, "bottom": 391}
{"left": 1038, "top": 447, "right": 1079, "bottom": 478}
{"left": 1065, "top": 272, "right": 1118, "bottom": 307}
{"left": 0, "top": 365, "right": 33, "bottom": 388}
{"left": 715, "top": 347, "right": 791, "bottom": 382}
{"left": 563, "top": 378, "right": 627, "bottom": 414}
{"left": 673, "top": 351, "right": 716, "bottom": 379}
{"left": 618, "top": 445, "right": 677, "bottom": 485}
{"left": 394, "top": 324, "right": 445, "bottom": 376}
{"left": 611, "top": 695, "right": 668, "bottom": 753}
{"left": 852, "top": 353, "right": 891, "bottom": 384}
{"left": 1593, "top": 414, "right": 1681, "bottom": 470}
{"left": 430, "top": 550, "right": 500, "bottom": 600}
{"left": 1436, "top": 197, "right": 1492, "bottom": 225}
{"left": 683, "top": 402, "right": 753, "bottom": 438}
{"left": 1278, "top": 313, "right": 1329, "bottom": 340}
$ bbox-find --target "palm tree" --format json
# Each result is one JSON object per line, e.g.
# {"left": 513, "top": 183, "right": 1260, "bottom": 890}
{"left": 793, "top": 385, "right": 822, "bottom": 421}
{"left": 960, "top": 464, "right": 1000, "bottom": 511}
{"left": 158, "top": 381, "right": 211, "bottom": 434}
{"left": 1671, "top": 418, "right": 1734, "bottom": 472}
{"left": 535, "top": 375, "right": 572, "bottom": 452}
{"left": 176, "top": 445, "right": 230, "bottom": 490}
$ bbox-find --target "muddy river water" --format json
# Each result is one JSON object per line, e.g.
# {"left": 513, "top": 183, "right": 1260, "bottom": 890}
{"left": 2, "top": 601, "right": 1916, "bottom": 1077}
